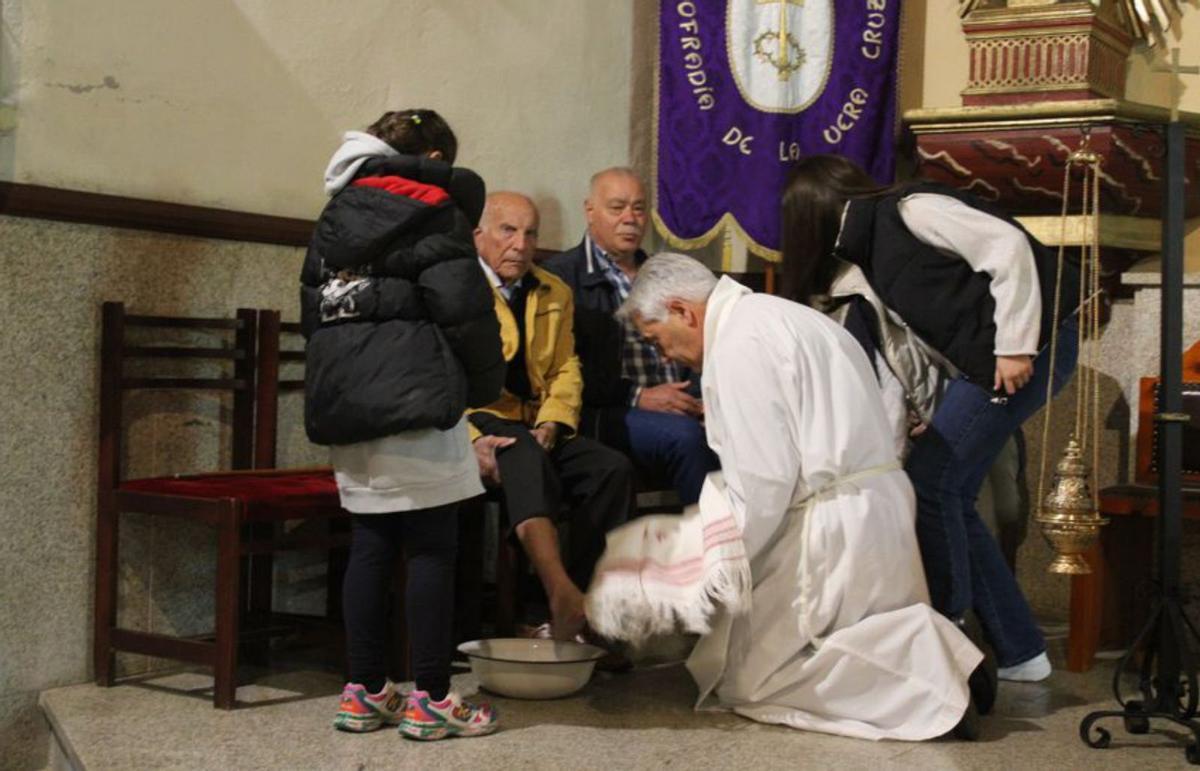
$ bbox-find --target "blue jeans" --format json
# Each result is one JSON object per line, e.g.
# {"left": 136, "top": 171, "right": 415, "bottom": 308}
{"left": 624, "top": 408, "right": 719, "bottom": 505}
{"left": 905, "top": 319, "right": 1078, "bottom": 667}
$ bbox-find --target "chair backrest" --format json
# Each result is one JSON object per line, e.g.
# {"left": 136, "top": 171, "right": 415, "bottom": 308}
{"left": 98, "top": 301, "right": 258, "bottom": 490}
{"left": 1134, "top": 338, "right": 1200, "bottom": 486}
{"left": 254, "top": 310, "right": 306, "bottom": 469}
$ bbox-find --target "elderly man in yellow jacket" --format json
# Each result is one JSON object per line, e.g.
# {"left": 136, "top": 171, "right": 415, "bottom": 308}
{"left": 470, "top": 191, "right": 635, "bottom": 640}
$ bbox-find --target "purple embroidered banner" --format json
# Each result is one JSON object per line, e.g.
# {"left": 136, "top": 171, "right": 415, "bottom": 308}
{"left": 654, "top": 0, "right": 901, "bottom": 259}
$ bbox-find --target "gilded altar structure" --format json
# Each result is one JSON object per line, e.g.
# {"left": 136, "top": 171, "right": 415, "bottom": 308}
{"left": 906, "top": 1, "right": 1198, "bottom": 284}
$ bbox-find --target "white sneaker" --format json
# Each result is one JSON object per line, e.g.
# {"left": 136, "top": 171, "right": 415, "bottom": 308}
{"left": 398, "top": 690, "right": 498, "bottom": 740}
{"left": 998, "top": 651, "right": 1052, "bottom": 682}
{"left": 332, "top": 680, "right": 405, "bottom": 732}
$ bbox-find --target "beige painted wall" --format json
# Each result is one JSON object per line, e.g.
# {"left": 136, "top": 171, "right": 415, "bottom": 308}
{"left": 0, "top": 0, "right": 641, "bottom": 250}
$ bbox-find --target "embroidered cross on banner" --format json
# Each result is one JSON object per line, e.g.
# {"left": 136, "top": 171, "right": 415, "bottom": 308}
{"left": 754, "top": 0, "right": 806, "bottom": 80}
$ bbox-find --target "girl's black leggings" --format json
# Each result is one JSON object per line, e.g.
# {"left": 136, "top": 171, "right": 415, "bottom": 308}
{"left": 341, "top": 502, "right": 459, "bottom": 700}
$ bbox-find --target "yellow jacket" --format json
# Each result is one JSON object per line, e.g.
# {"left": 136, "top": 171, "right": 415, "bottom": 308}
{"left": 467, "top": 265, "right": 583, "bottom": 441}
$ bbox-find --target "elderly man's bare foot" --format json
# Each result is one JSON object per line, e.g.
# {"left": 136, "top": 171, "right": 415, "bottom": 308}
{"left": 549, "top": 586, "right": 587, "bottom": 641}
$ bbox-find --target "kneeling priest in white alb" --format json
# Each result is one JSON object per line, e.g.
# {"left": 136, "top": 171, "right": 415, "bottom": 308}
{"left": 586, "top": 253, "right": 982, "bottom": 741}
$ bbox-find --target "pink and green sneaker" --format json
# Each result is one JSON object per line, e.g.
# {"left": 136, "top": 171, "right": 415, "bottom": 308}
{"left": 398, "top": 690, "right": 498, "bottom": 741}
{"left": 333, "top": 681, "right": 406, "bottom": 733}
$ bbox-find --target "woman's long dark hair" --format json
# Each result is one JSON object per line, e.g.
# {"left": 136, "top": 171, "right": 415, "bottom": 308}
{"left": 779, "top": 154, "right": 896, "bottom": 304}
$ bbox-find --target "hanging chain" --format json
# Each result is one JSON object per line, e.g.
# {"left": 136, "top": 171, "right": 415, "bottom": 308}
{"left": 1036, "top": 129, "right": 1104, "bottom": 513}
{"left": 1089, "top": 156, "right": 1102, "bottom": 510}
{"left": 1075, "top": 158, "right": 1090, "bottom": 447}
{"left": 1037, "top": 134, "right": 1076, "bottom": 511}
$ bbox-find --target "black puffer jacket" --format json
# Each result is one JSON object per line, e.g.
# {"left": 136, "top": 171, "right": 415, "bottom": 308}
{"left": 300, "top": 154, "right": 505, "bottom": 445}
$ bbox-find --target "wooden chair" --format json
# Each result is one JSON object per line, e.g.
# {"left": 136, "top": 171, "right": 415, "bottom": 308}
{"left": 94, "top": 302, "right": 348, "bottom": 708}
{"left": 251, "top": 311, "right": 346, "bottom": 626}
{"left": 1066, "top": 339, "right": 1200, "bottom": 671}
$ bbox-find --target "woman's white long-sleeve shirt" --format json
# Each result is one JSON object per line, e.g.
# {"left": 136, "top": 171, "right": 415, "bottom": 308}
{"left": 897, "top": 193, "right": 1042, "bottom": 356}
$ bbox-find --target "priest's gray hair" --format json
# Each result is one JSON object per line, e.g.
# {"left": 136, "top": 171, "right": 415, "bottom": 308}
{"left": 616, "top": 252, "right": 718, "bottom": 323}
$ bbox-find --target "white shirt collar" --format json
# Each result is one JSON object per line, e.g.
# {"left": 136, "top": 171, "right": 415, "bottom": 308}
{"left": 477, "top": 256, "right": 523, "bottom": 301}
{"left": 584, "top": 233, "right": 600, "bottom": 274}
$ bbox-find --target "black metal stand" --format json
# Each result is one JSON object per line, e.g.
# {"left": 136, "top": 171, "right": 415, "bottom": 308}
{"left": 1078, "top": 121, "right": 1200, "bottom": 764}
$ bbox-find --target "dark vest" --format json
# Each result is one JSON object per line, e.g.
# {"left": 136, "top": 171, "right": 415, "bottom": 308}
{"left": 504, "top": 281, "right": 533, "bottom": 400}
{"left": 835, "top": 182, "right": 1080, "bottom": 385}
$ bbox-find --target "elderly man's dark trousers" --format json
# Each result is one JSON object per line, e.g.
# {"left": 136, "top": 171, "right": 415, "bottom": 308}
{"left": 468, "top": 412, "right": 634, "bottom": 590}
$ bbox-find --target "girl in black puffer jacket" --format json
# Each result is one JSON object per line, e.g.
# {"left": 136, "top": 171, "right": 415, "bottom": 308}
{"left": 305, "top": 109, "right": 502, "bottom": 739}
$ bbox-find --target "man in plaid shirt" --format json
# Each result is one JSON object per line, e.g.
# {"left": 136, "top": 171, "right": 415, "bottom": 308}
{"left": 543, "top": 168, "right": 718, "bottom": 504}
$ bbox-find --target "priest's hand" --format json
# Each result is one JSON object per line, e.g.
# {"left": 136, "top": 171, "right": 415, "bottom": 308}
{"left": 473, "top": 434, "right": 516, "bottom": 485}
{"left": 637, "top": 381, "right": 703, "bottom": 417}
{"left": 531, "top": 422, "right": 560, "bottom": 451}
{"left": 994, "top": 355, "right": 1034, "bottom": 396}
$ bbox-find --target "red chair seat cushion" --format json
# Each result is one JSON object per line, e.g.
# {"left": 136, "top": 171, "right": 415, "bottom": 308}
{"left": 119, "top": 471, "right": 343, "bottom": 519}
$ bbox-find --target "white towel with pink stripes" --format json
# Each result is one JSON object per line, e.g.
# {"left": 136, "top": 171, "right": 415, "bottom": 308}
{"left": 585, "top": 472, "right": 751, "bottom": 645}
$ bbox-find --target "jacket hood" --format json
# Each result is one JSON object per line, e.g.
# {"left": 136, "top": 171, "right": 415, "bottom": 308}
{"left": 323, "top": 131, "right": 398, "bottom": 196}
{"left": 314, "top": 154, "right": 463, "bottom": 271}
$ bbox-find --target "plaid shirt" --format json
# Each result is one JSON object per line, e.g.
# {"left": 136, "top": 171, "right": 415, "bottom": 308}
{"left": 587, "top": 236, "right": 680, "bottom": 405}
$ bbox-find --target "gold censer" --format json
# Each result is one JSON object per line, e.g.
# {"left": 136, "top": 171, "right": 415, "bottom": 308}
{"left": 1036, "top": 437, "right": 1107, "bottom": 574}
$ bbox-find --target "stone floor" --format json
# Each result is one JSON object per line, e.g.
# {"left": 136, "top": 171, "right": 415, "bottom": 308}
{"left": 39, "top": 637, "right": 1200, "bottom": 771}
